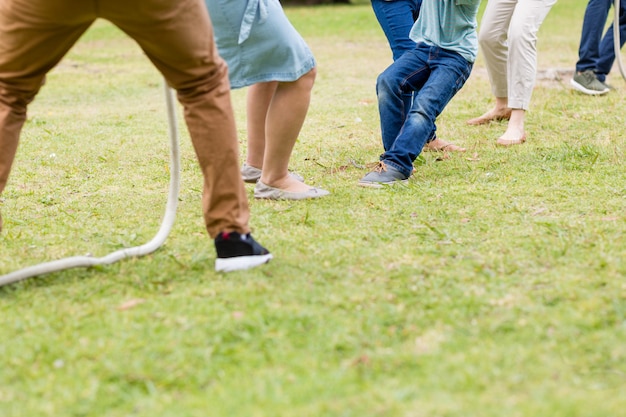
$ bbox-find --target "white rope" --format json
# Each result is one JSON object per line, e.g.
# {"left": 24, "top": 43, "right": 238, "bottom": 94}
{"left": 0, "top": 80, "right": 181, "bottom": 287}
{"left": 615, "top": 0, "right": 626, "bottom": 80}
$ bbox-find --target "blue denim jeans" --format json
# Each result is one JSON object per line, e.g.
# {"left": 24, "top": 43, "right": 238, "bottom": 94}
{"left": 371, "top": 0, "right": 437, "bottom": 142}
{"left": 371, "top": 0, "right": 421, "bottom": 61}
{"left": 576, "top": 0, "right": 626, "bottom": 81}
{"left": 377, "top": 43, "right": 472, "bottom": 178}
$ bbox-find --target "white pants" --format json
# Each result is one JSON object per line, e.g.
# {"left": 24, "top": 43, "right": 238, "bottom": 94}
{"left": 478, "top": 0, "right": 557, "bottom": 110}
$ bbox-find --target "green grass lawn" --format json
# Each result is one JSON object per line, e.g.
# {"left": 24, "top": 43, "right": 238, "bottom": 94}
{"left": 1, "top": 1, "right": 625, "bottom": 416}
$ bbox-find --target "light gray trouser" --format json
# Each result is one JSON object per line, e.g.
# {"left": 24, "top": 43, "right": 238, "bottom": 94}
{"left": 478, "top": 0, "right": 557, "bottom": 110}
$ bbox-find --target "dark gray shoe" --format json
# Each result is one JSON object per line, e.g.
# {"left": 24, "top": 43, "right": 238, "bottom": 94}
{"left": 358, "top": 162, "right": 409, "bottom": 188}
{"left": 600, "top": 80, "right": 615, "bottom": 90}
{"left": 570, "top": 70, "right": 609, "bottom": 95}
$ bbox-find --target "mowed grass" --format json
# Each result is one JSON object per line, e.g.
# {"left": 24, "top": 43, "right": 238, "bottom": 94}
{"left": 1, "top": 1, "right": 625, "bottom": 416}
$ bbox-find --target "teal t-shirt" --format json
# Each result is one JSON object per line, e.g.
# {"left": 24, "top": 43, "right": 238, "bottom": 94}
{"left": 409, "top": 0, "right": 482, "bottom": 63}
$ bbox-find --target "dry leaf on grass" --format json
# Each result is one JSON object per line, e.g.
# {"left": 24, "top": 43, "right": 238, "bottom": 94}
{"left": 117, "top": 299, "right": 145, "bottom": 311}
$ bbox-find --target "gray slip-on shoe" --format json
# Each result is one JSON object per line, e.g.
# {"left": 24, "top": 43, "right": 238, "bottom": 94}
{"left": 241, "top": 164, "right": 305, "bottom": 183}
{"left": 241, "top": 164, "right": 263, "bottom": 183}
{"left": 254, "top": 180, "right": 330, "bottom": 200}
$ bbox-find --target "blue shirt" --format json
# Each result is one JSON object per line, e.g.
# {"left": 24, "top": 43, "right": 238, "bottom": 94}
{"left": 409, "top": 0, "right": 481, "bottom": 62}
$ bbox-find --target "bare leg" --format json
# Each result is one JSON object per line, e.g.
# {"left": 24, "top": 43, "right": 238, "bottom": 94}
{"left": 466, "top": 97, "right": 512, "bottom": 125}
{"left": 259, "top": 68, "right": 317, "bottom": 193}
{"left": 245, "top": 81, "right": 277, "bottom": 169}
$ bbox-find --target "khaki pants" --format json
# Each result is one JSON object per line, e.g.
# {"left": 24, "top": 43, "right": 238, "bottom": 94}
{"left": 0, "top": 0, "right": 250, "bottom": 237}
{"left": 478, "top": 0, "right": 556, "bottom": 110}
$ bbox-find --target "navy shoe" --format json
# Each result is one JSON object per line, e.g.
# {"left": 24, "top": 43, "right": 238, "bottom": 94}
{"left": 358, "top": 162, "right": 409, "bottom": 188}
{"left": 214, "top": 231, "right": 272, "bottom": 272}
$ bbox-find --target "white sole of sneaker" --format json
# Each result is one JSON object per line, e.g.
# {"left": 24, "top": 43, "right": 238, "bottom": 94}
{"left": 569, "top": 78, "right": 609, "bottom": 95}
{"left": 215, "top": 254, "right": 273, "bottom": 272}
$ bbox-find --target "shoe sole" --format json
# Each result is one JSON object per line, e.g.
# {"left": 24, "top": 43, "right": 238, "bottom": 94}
{"left": 254, "top": 190, "right": 330, "bottom": 200}
{"left": 570, "top": 78, "right": 609, "bottom": 95}
{"left": 358, "top": 179, "right": 408, "bottom": 188}
{"left": 215, "top": 254, "right": 273, "bottom": 272}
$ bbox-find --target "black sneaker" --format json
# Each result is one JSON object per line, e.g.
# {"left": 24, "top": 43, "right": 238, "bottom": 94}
{"left": 214, "top": 231, "right": 272, "bottom": 272}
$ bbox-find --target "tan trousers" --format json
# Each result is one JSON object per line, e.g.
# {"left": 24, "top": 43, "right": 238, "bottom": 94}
{"left": 478, "top": 0, "right": 557, "bottom": 110}
{"left": 0, "top": 0, "right": 251, "bottom": 237}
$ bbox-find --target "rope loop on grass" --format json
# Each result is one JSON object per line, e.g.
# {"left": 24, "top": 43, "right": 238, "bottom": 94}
{"left": 0, "top": 79, "right": 181, "bottom": 287}
{"left": 614, "top": 0, "right": 626, "bottom": 81}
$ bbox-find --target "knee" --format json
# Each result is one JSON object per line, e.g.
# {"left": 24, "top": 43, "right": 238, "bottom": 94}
{"left": 297, "top": 67, "right": 316, "bottom": 90}
{"left": 508, "top": 24, "right": 536, "bottom": 50}
{"left": 0, "top": 91, "right": 33, "bottom": 113}
{"left": 0, "top": 79, "right": 43, "bottom": 110}
{"left": 376, "top": 70, "right": 395, "bottom": 94}
{"left": 478, "top": 30, "right": 502, "bottom": 51}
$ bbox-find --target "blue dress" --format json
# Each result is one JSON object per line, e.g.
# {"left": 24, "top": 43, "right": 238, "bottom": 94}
{"left": 204, "top": 0, "right": 316, "bottom": 89}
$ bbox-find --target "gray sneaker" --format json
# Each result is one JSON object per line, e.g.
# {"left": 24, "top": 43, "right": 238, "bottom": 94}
{"left": 600, "top": 80, "right": 615, "bottom": 90}
{"left": 570, "top": 70, "right": 610, "bottom": 95}
{"left": 358, "top": 162, "right": 409, "bottom": 188}
{"left": 241, "top": 163, "right": 304, "bottom": 183}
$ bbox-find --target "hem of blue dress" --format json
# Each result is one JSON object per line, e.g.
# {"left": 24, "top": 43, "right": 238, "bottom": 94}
{"left": 229, "top": 57, "right": 316, "bottom": 89}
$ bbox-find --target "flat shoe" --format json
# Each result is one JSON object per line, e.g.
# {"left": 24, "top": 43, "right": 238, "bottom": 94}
{"left": 254, "top": 180, "right": 330, "bottom": 200}
{"left": 466, "top": 110, "right": 512, "bottom": 126}
{"left": 241, "top": 163, "right": 304, "bottom": 184}
{"left": 496, "top": 134, "right": 526, "bottom": 146}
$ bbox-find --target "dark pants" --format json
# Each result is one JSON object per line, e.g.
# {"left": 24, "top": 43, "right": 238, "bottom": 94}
{"left": 576, "top": 0, "right": 626, "bottom": 82}
{"left": 371, "top": 0, "right": 436, "bottom": 142}
{"left": 371, "top": 0, "right": 422, "bottom": 61}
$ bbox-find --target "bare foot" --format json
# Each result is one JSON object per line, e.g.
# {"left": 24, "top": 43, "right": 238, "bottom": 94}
{"left": 423, "top": 137, "right": 466, "bottom": 152}
{"left": 467, "top": 108, "right": 512, "bottom": 126}
{"left": 496, "top": 128, "right": 526, "bottom": 146}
